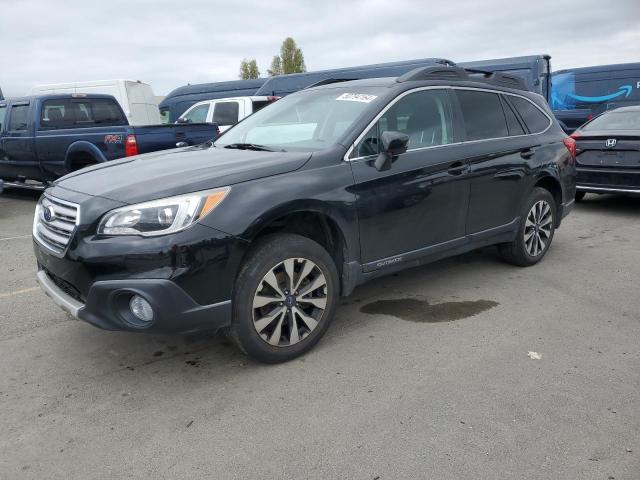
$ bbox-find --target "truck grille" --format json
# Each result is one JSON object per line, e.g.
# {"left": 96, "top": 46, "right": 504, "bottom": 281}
{"left": 33, "top": 195, "right": 80, "bottom": 256}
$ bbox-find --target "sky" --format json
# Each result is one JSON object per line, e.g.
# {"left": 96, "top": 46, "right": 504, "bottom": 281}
{"left": 1, "top": 0, "right": 639, "bottom": 97}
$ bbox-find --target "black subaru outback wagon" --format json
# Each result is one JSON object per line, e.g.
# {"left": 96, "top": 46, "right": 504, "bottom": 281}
{"left": 34, "top": 65, "right": 576, "bottom": 363}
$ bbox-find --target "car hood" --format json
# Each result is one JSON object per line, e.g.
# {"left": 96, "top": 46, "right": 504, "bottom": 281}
{"left": 54, "top": 144, "right": 312, "bottom": 204}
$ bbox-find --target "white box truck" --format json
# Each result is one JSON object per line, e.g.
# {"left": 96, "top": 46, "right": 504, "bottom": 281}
{"left": 29, "top": 80, "right": 161, "bottom": 125}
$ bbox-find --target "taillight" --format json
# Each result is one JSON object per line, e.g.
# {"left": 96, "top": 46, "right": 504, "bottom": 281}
{"left": 125, "top": 134, "right": 138, "bottom": 157}
{"left": 563, "top": 136, "right": 576, "bottom": 163}
{"left": 267, "top": 96, "right": 280, "bottom": 102}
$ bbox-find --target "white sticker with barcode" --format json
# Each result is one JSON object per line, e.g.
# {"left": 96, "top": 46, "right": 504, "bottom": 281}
{"left": 336, "top": 93, "right": 378, "bottom": 103}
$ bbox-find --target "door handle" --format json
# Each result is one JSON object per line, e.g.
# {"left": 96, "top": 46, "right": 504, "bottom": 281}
{"left": 520, "top": 148, "right": 535, "bottom": 159}
{"left": 447, "top": 162, "right": 468, "bottom": 175}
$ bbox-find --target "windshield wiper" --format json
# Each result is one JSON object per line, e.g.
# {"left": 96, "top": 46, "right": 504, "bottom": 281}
{"left": 223, "top": 143, "right": 278, "bottom": 152}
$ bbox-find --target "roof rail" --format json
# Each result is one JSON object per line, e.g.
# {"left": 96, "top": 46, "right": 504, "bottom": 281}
{"left": 396, "top": 65, "right": 529, "bottom": 91}
{"left": 304, "top": 78, "right": 357, "bottom": 89}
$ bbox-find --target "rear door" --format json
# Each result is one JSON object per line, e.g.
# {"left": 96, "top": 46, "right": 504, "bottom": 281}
{"left": 455, "top": 89, "right": 543, "bottom": 234}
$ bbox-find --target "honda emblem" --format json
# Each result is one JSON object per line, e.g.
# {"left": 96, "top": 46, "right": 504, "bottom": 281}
{"left": 605, "top": 139, "right": 617, "bottom": 148}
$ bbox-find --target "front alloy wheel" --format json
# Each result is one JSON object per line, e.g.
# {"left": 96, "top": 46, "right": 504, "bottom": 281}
{"left": 229, "top": 233, "right": 339, "bottom": 363}
{"left": 252, "top": 258, "right": 327, "bottom": 347}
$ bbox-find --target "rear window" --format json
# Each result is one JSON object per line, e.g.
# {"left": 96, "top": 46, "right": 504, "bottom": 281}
{"left": 509, "top": 96, "right": 550, "bottom": 134}
{"left": 252, "top": 100, "right": 273, "bottom": 113}
{"left": 582, "top": 110, "right": 640, "bottom": 131}
{"left": 213, "top": 102, "right": 240, "bottom": 126}
{"left": 456, "top": 90, "right": 508, "bottom": 141}
{"left": 8, "top": 104, "right": 29, "bottom": 131}
{"left": 40, "top": 99, "right": 126, "bottom": 129}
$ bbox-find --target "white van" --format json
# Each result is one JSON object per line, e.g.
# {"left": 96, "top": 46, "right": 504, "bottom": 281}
{"left": 29, "top": 80, "right": 161, "bottom": 125}
{"left": 177, "top": 96, "right": 278, "bottom": 132}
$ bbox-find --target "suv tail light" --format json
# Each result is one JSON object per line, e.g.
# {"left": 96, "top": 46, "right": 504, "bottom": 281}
{"left": 125, "top": 134, "right": 139, "bottom": 157}
{"left": 563, "top": 136, "right": 576, "bottom": 163}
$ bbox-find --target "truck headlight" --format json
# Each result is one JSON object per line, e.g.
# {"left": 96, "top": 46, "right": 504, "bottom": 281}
{"left": 98, "top": 187, "right": 230, "bottom": 236}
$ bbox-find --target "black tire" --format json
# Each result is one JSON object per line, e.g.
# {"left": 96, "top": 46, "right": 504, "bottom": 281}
{"left": 228, "top": 234, "right": 339, "bottom": 363}
{"left": 499, "top": 187, "right": 556, "bottom": 267}
{"left": 575, "top": 191, "right": 586, "bottom": 202}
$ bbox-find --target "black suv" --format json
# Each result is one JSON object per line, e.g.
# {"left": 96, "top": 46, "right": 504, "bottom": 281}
{"left": 34, "top": 66, "right": 576, "bottom": 363}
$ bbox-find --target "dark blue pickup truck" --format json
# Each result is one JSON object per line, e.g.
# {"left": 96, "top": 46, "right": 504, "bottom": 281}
{"left": 0, "top": 94, "right": 219, "bottom": 191}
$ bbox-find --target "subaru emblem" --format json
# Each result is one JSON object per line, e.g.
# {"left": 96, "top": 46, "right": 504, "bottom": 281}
{"left": 605, "top": 138, "right": 617, "bottom": 148}
{"left": 43, "top": 206, "right": 54, "bottom": 222}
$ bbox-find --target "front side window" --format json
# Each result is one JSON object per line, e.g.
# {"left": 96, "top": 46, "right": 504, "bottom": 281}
{"left": 215, "top": 87, "right": 385, "bottom": 151}
{"left": 213, "top": 102, "right": 239, "bottom": 126}
{"left": 181, "top": 104, "right": 210, "bottom": 123}
{"left": 457, "top": 90, "right": 508, "bottom": 141}
{"left": 159, "top": 108, "right": 170, "bottom": 124}
{"left": 354, "top": 89, "right": 453, "bottom": 158}
{"left": 510, "top": 96, "right": 550, "bottom": 134}
{"left": 8, "top": 104, "right": 29, "bottom": 131}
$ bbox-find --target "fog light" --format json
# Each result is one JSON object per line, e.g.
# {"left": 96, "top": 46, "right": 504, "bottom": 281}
{"left": 129, "top": 295, "right": 154, "bottom": 323}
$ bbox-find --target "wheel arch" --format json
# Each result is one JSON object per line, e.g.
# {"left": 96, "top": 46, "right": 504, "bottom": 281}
{"left": 533, "top": 172, "right": 563, "bottom": 227}
{"left": 239, "top": 201, "right": 359, "bottom": 296}
{"left": 64, "top": 141, "right": 107, "bottom": 172}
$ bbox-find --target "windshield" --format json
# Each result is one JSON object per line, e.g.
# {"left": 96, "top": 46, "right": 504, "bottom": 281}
{"left": 214, "top": 87, "right": 386, "bottom": 151}
{"left": 583, "top": 110, "right": 640, "bottom": 131}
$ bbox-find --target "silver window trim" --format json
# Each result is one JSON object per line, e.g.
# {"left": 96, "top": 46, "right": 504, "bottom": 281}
{"left": 344, "top": 86, "right": 553, "bottom": 162}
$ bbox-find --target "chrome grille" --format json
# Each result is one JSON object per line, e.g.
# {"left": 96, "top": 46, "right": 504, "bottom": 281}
{"left": 33, "top": 195, "right": 80, "bottom": 256}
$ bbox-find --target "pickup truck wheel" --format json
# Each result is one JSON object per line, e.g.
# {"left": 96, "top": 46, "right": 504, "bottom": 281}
{"left": 229, "top": 234, "right": 339, "bottom": 363}
{"left": 499, "top": 187, "right": 556, "bottom": 267}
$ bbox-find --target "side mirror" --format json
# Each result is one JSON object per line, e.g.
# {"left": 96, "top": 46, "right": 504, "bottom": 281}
{"left": 176, "top": 117, "right": 191, "bottom": 124}
{"left": 374, "top": 131, "right": 409, "bottom": 171}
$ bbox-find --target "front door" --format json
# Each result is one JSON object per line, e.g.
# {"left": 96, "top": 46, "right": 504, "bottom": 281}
{"left": 0, "top": 102, "right": 41, "bottom": 181}
{"left": 349, "top": 88, "right": 471, "bottom": 269}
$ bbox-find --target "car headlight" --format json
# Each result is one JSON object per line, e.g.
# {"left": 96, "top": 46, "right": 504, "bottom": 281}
{"left": 97, "top": 187, "right": 230, "bottom": 236}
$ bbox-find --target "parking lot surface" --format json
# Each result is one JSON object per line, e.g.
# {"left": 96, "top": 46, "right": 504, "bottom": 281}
{"left": 1, "top": 190, "right": 638, "bottom": 479}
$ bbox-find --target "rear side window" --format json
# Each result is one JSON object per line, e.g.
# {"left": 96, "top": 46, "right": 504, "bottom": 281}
{"left": 456, "top": 90, "right": 508, "bottom": 141}
{"left": 213, "top": 102, "right": 240, "bottom": 126}
{"left": 501, "top": 96, "right": 525, "bottom": 136}
{"left": 0, "top": 105, "right": 7, "bottom": 130}
{"left": 251, "top": 100, "right": 271, "bottom": 113}
{"left": 509, "top": 97, "right": 550, "bottom": 134}
{"left": 8, "top": 105, "right": 29, "bottom": 131}
{"left": 40, "top": 99, "right": 126, "bottom": 129}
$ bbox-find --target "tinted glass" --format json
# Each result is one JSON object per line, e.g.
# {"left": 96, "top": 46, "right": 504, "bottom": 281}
{"left": 582, "top": 110, "right": 640, "bottom": 131}
{"left": 8, "top": 105, "right": 29, "bottom": 131}
{"left": 354, "top": 89, "right": 453, "bottom": 157}
{"left": 457, "top": 90, "right": 508, "bottom": 140}
{"left": 510, "top": 97, "right": 550, "bottom": 133}
{"left": 213, "top": 102, "right": 240, "bottom": 125}
{"left": 182, "top": 104, "right": 209, "bottom": 123}
{"left": 40, "top": 99, "right": 126, "bottom": 129}
{"left": 501, "top": 97, "right": 525, "bottom": 136}
{"left": 215, "top": 87, "right": 385, "bottom": 151}
{"left": 0, "top": 105, "right": 7, "bottom": 130}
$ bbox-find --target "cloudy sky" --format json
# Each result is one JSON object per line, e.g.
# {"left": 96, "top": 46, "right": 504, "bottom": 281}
{"left": 2, "top": 0, "right": 639, "bottom": 97}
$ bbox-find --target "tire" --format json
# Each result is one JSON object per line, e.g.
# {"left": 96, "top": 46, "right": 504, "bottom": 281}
{"left": 499, "top": 187, "right": 556, "bottom": 267}
{"left": 228, "top": 234, "right": 339, "bottom": 363}
{"left": 575, "top": 191, "right": 586, "bottom": 202}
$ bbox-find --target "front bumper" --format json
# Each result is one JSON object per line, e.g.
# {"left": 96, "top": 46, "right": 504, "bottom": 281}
{"left": 37, "top": 268, "right": 232, "bottom": 334}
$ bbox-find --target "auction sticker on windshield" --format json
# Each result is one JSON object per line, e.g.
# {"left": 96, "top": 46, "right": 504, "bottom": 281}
{"left": 336, "top": 93, "right": 378, "bottom": 103}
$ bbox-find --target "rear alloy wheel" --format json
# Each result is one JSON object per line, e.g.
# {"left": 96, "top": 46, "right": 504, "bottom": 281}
{"left": 229, "top": 234, "right": 338, "bottom": 363}
{"left": 499, "top": 187, "right": 556, "bottom": 266}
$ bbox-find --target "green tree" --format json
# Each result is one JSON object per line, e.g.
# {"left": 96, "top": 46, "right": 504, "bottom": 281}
{"left": 267, "top": 37, "right": 306, "bottom": 76}
{"left": 239, "top": 58, "right": 260, "bottom": 79}
{"left": 267, "top": 55, "right": 283, "bottom": 77}
{"left": 280, "top": 37, "right": 306, "bottom": 74}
